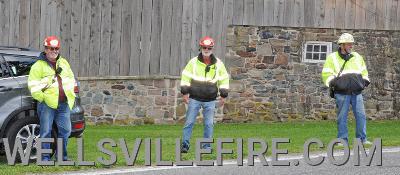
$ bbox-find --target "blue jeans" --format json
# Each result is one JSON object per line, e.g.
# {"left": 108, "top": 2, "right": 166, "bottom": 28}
{"left": 37, "top": 102, "right": 71, "bottom": 160}
{"left": 182, "top": 98, "right": 216, "bottom": 149}
{"left": 335, "top": 93, "right": 367, "bottom": 143}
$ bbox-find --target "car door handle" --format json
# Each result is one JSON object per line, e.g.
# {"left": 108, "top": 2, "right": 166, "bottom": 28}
{"left": 0, "top": 86, "right": 12, "bottom": 92}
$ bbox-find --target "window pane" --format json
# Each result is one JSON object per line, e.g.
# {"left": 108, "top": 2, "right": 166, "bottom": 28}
{"left": 313, "top": 53, "right": 319, "bottom": 60}
{"left": 321, "top": 45, "right": 327, "bottom": 52}
{"left": 306, "top": 53, "right": 312, "bottom": 59}
{"left": 307, "top": 45, "right": 313, "bottom": 52}
{"left": 303, "top": 42, "right": 332, "bottom": 63}
{"left": 313, "top": 45, "right": 320, "bottom": 52}
{"left": 321, "top": 53, "right": 326, "bottom": 60}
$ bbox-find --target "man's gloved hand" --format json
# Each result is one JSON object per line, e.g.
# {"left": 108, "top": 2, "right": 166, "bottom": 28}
{"left": 329, "top": 79, "right": 336, "bottom": 88}
{"left": 218, "top": 97, "right": 225, "bottom": 107}
{"left": 183, "top": 94, "right": 189, "bottom": 104}
{"left": 364, "top": 79, "right": 370, "bottom": 87}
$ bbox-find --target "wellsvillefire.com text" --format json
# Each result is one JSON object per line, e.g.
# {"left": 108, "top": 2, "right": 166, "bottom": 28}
{"left": 3, "top": 137, "right": 382, "bottom": 166}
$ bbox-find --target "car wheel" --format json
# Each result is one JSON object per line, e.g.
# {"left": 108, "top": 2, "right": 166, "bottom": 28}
{"left": 5, "top": 116, "right": 56, "bottom": 162}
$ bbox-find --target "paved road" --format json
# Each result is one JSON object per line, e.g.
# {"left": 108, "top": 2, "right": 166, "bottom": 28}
{"left": 65, "top": 147, "right": 400, "bottom": 175}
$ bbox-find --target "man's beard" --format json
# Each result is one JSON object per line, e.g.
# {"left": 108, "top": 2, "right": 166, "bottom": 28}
{"left": 202, "top": 51, "right": 211, "bottom": 57}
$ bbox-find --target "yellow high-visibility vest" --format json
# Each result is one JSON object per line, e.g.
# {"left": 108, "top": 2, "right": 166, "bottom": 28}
{"left": 321, "top": 51, "right": 369, "bottom": 87}
{"left": 28, "top": 54, "right": 76, "bottom": 109}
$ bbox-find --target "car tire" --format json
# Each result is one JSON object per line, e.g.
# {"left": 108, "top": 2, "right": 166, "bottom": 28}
{"left": 5, "top": 115, "right": 56, "bottom": 162}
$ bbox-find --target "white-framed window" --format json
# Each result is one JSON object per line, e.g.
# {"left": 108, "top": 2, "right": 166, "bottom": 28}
{"left": 302, "top": 41, "right": 332, "bottom": 63}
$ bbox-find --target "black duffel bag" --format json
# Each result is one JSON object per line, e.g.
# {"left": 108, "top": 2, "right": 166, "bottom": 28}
{"left": 329, "top": 73, "right": 369, "bottom": 98}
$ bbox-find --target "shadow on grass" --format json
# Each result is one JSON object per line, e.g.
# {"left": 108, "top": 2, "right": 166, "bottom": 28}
{"left": 0, "top": 155, "right": 8, "bottom": 164}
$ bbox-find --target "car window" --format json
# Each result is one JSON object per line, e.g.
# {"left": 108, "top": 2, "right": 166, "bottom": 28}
{"left": 0, "top": 62, "right": 3, "bottom": 78}
{"left": 0, "top": 57, "right": 12, "bottom": 78}
{"left": 3, "top": 55, "right": 37, "bottom": 76}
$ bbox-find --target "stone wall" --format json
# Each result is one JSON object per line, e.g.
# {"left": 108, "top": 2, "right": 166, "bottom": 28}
{"left": 80, "top": 26, "right": 400, "bottom": 125}
{"left": 224, "top": 26, "right": 400, "bottom": 122}
{"left": 79, "top": 76, "right": 224, "bottom": 125}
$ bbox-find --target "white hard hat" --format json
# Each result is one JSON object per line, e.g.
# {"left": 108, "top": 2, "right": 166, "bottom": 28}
{"left": 337, "top": 33, "right": 354, "bottom": 44}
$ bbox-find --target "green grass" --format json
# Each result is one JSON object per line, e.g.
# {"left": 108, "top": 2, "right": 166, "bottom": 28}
{"left": 0, "top": 120, "right": 399, "bottom": 174}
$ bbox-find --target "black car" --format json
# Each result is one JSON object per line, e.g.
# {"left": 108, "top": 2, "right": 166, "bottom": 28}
{"left": 0, "top": 46, "right": 85, "bottom": 160}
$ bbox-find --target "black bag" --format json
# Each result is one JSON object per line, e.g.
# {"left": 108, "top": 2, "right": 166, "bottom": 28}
{"left": 329, "top": 59, "right": 348, "bottom": 98}
{"left": 334, "top": 73, "right": 366, "bottom": 92}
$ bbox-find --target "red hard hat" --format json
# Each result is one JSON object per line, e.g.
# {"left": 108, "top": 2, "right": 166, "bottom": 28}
{"left": 199, "top": 36, "right": 215, "bottom": 47}
{"left": 43, "top": 36, "right": 61, "bottom": 48}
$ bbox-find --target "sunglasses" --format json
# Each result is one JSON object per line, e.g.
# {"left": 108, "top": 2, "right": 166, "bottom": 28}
{"left": 202, "top": 47, "right": 213, "bottom": 50}
{"left": 45, "top": 47, "right": 60, "bottom": 51}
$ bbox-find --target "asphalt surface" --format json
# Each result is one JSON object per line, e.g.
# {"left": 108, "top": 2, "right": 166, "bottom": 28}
{"left": 65, "top": 147, "right": 400, "bottom": 175}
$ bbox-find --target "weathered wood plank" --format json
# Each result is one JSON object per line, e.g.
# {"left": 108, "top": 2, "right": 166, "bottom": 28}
{"left": 109, "top": 0, "right": 122, "bottom": 76}
{"left": 0, "top": 1, "right": 7, "bottom": 45}
{"left": 293, "top": 0, "right": 304, "bottom": 27}
{"left": 232, "top": 0, "right": 244, "bottom": 25}
{"left": 202, "top": 0, "right": 213, "bottom": 36}
{"left": 49, "top": 0, "right": 60, "bottom": 36}
{"left": 9, "top": 0, "right": 20, "bottom": 46}
{"left": 88, "top": 0, "right": 101, "bottom": 77}
{"left": 0, "top": 0, "right": 10, "bottom": 45}
{"left": 212, "top": 0, "right": 223, "bottom": 59}
{"left": 397, "top": 0, "right": 400, "bottom": 30}
{"left": 284, "top": 0, "right": 294, "bottom": 27}
{"left": 160, "top": 0, "right": 172, "bottom": 75}
{"left": 140, "top": 0, "right": 152, "bottom": 75}
{"left": 243, "top": 0, "right": 255, "bottom": 25}
{"left": 324, "top": 0, "right": 335, "bottom": 28}
{"left": 60, "top": 0, "right": 71, "bottom": 61}
{"left": 389, "top": 0, "right": 398, "bottom": 30}
{"left": 70, "top": 0, "right": 81, "bottom": 75}
{"left": 335, "top": 0, "right": 346, "bottom": 29}
{"left": 222, "top": 0, "right": 233, "bottom": 63}
{"left": 180, "top": 0, "right": 193, "bottom": 69}
{"left": 354, "top": 0, "right": 366, "bottom": 29}
{"left": 363, "top": 0, "right": 376, "bottom": 29}
{"left": 78, "top": 0, "right": 91, "bottom": 77}
{"left": 191, "top": 0, "right": 202, "bottom": 57}
{"left": 56, "top": 1, "right": 62, "bottom": 37}
{"left": 180, "top": 0, "right": 192, "bottom": 67}
{"left": 380, "top": 0, "right": 392, "bottom": 30}
{"left": 129, "top": 0, "right": 142, "bottom": 75}
{"left": 99, "top": 0, "right": 112, "bottom": 76}
{"left": 264, "top": 0, "right": 275, "bottom": 26}
{"left": 170, "top": 0, "right": 183, "bottom": 75}
{"left": 253, "top": 0, "right": 263, "bottom": 26}
{"left": 314, "top": 0, "right": 325, "bottom": 27}
{"left": 19, "top": 0, "right": 30, "bottom": 47}
{"left": 120, "top": 0, "right": 132, "bottom": 76}
{"left": 304, "top": 0, "right": 315, "bottom": 27}
{"left": 150, "top": 0, "right": 162, "bottom": 74}
{"left": 375, "top": 0, "right": 385, "bottom": 30}
{"left": 222, "top": 0, "right": 234, "bottom": 28}
{"left": 274, "top": 0, "right": 285, "bottom": 26}
{"left": 385, "top": 0, "right": 397, "bottom": 30}
{"left": 344, "top": 0, "right": 356, "bottom": 29}
{"left": 39, "top": 0, "right": 50, "bottom": 51}
{"left": 29, "top": 0, "right": 41, "bottom": 49}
